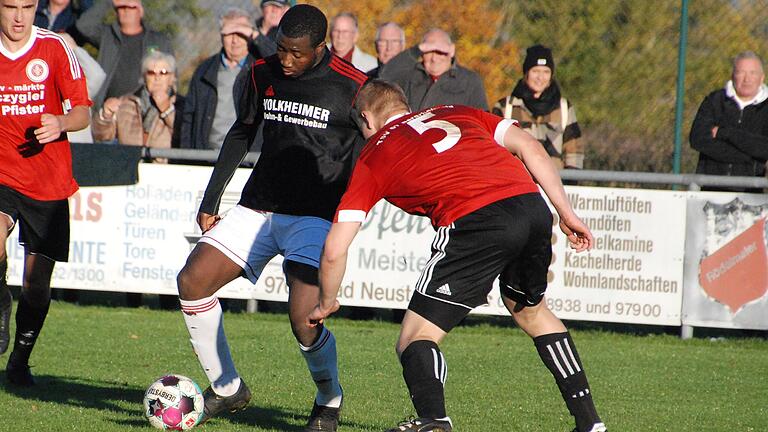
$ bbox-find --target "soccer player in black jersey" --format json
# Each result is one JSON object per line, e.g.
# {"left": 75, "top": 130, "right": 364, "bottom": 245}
{"left": 176, "top": 5, "right": 368, "bottom": 431}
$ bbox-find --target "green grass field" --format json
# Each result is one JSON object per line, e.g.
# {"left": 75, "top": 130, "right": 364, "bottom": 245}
{"left": 0, "top": 301, "right": 766, "bottom": 431}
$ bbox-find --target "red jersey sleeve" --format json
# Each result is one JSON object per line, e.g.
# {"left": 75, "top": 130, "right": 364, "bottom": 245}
{"left": 471, "top": 108, "right": 518, "bottom": 146}
{"left": 334, "top": 161, "right": 384, "bottom": 223}
{"left": 53, "top": 37, "right": 91, "bottom": 110}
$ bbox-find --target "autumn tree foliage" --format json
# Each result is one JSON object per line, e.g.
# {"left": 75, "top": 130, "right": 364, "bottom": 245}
{"left": 309, "top": 0, "right": 520, "bottom": 107}
{"left": 499, "top": 0, "right": 768, "bottom": 173}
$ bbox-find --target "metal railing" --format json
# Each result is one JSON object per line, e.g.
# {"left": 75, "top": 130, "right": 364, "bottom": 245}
{"left": 141, "top": 147, "right": 768, "bottom": 192}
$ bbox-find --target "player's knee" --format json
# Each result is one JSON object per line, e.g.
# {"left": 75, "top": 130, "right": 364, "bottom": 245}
{"left": 512, "top": 301, "right": 544, "bottom": 324}
{"left": 176, "top": 265, "right": 204, "bottom": 300}
{"left": 22, "top": 269, "right": 52, "bottom": 291}
{"left": 20, "top": 278, "right": 51, "bottom": 306}
{"left": 290, "top": 319, "right": 318, "bottom": 347}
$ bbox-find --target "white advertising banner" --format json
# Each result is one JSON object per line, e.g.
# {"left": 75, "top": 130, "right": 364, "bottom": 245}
{"left": 7, "top": 166, "right": 686, "bottom": 326}
{"left": 7, "top": 164, "right": 255, "bottom": 299}
{"left": 682, "top": 193, "right": 768, "bottom": 330}
{"left": 251, "top": 186, "right": 687, "bottom": 326}
{"left": 476, "top": 187, "right": 687, "bottom": 326}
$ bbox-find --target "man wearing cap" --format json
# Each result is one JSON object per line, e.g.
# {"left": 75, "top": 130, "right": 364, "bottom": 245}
{"left": 181, "top": 7, "right": 256, "bottom": 150}
{"left": 248, "top": 0, "right": 290, "bottom": 59}
{"left": 75, "top": 0, "right": 173, "bottom": 109}
{"left": 492, "top": 44, "right": 584, "bottom": 170}
{"left": 379, "top": 28, "right": 487, "bottom": 110}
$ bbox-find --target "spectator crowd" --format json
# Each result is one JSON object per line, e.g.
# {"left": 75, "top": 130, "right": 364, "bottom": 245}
{"left": 41, "top": 0, "right": 768, "bottom": 187}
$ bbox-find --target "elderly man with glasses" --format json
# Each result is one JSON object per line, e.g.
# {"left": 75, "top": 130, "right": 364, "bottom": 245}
{"left": 367, "top": 21, "right": 405, "bottom": 78}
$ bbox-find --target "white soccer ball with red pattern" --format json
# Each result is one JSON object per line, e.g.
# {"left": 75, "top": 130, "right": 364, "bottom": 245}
{"left": 143, "top": 374, "right": 204, "bottom": 430}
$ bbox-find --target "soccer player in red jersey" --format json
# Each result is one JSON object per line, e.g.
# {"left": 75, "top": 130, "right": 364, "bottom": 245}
{"left": 309, "top": 80, "right": 606, "bottom": 432}
{"left": 0, "top": 0, "right": 91, "bottom": 386}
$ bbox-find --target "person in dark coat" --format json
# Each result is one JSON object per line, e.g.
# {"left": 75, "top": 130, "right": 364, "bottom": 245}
{"left": 690, "top": 51, "right": 768, "bottom": 192}
{"left": 181, "top": 7, "right": 256, "bottom": 151}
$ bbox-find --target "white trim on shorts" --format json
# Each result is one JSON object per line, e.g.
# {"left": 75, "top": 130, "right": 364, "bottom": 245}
{"left": 415, "top": 224, "right": 453, "bottom": 294}
{"left": 198, "top": 205, "right": 330, "bottom": 284}
{"left": 198, "top": 205, "right": 273, "bottom": 283}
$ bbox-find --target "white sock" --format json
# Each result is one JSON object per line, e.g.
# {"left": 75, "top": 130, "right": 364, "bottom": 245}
{"left": 299, "top": 326, "right": 343, "bottom": 407}
{"left": 180, "top": 295, "right": 241, "bottom": 397}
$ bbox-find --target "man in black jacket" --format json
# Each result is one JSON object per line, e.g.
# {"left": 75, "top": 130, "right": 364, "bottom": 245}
{"left": 181, "top": 7, "right": 255, "bottom": 151}
{"left": 690, "top": 51, "right": 768, "bottom": 192}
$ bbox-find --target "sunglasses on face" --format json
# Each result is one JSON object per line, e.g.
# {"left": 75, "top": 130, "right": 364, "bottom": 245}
{"left": 146, "top": 69, "right": 171, "bottom": 76}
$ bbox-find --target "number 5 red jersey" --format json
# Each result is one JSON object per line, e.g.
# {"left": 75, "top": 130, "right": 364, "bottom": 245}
{"left": 335, "top": 105, "right": 540, "bottom": 227}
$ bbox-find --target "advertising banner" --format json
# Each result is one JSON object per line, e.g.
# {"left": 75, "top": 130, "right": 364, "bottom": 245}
{"left": 7, "top": 166, "right": 687, "bottom": 326}
{"left": 251, "top": 186, "right": 687, "bottom": 326}
{"left": 7, "top": 164, "right": 255, "bottom": 299}
{"left": 682, "top": 193, "right": 768, "bottom": 330}
{"left": 476, "top": 187, "right": 687, "bottom": 326}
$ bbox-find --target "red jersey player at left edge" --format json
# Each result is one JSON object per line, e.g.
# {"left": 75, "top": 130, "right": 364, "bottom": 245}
{"left": 0, "top": 0, "right": 91, "bottom": 387}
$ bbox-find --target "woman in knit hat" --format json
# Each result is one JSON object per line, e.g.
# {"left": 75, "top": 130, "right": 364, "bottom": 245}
{"left": 492, "top": 44, "right": 584, "bottom": 170}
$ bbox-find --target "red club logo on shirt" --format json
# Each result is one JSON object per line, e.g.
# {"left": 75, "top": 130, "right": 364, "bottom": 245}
{"left": 265, "top": 85, "right": 275, "bottom": 97}
{"left": 25, "top": 59, "right": 49, "bottom": 83}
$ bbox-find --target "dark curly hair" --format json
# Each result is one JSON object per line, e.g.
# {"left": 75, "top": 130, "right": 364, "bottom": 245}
{"left": 278, "top": 4, "right": 328, "bottom": 47}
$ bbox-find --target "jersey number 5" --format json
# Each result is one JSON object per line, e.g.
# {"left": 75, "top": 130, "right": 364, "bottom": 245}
{"left": 406, "top": 113, "right": 461, "bottom": 153}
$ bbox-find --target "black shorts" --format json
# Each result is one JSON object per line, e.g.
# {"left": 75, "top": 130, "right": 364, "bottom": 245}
{"left": 0, "top": 185, "right": 70, "bottom": 262}
{"left": 408, "top": 193, "right": 553, "bottom": 332}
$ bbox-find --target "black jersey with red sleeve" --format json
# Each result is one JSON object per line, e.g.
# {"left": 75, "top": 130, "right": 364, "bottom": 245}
{"left": 334, "top": 105, "right": 540, "bottom": 227}
{"left": 0, "top": 27, "right": 91, "bottom": 201}
{"left": 199, "top": 50, "right": 368, "bottom": 221}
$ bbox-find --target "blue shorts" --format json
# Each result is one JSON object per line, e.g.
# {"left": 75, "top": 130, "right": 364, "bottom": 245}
{"left": 199, "top": 205, "right": 331, "bottom": 283}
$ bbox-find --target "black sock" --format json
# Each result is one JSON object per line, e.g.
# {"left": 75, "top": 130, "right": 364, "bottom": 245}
{"left": 400, "top": 340, "right": 447, "bottom": 419}
{"left": 10, "top": 291, "right": 51, "bottom": 366}
{"left": 534, "top": 332, "right": 601, "bottom": 432}
{"left": 0, "top": 258, "right": 9, "bottom": 305}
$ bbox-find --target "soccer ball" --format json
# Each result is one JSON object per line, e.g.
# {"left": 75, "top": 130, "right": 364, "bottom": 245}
{"left": 143, "top": 374, "right": 205, "bottom": 430}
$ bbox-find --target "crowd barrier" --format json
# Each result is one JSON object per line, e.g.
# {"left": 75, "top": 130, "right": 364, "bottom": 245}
{"left": 6, "top": 162, "right": 768, "bottom": 336}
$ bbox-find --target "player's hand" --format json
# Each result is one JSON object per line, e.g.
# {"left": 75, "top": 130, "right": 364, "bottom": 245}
{"left": 308, "top": 300, "right": 341, "bottom": 328}
{"left": 149, "top": 87, "right": 171, "bottom": 113}
{"left": 34, "top": 114, "right": 65, "bottom": 144}
{"left": 418, "top": 40, "right": 455, "bottom": 57}
{"left": 221, "top": 21, "right": 256, "bottom": 40}
{"left": 197, "top": 212, "right": 220, "bottom": 233}
{"left": 559, "top": 215, "right": 593, "bottom": 253}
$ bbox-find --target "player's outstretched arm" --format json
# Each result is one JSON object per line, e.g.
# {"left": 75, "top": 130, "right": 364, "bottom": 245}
{"left": 34, "top": 106, "right": 90, "bottom": 144}
{"left": 502, "top": 126, "right": 593, "bottom": 252}
{"left": 309, "top": 222, "right": 361, "bottom": 326}
{"left": 198, "top": 120, "right": 257, "bottom": 218}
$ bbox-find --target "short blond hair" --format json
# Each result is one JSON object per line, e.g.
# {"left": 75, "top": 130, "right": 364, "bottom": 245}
{"left": 354, "top": 79, "right": 410, "bottom": 119}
